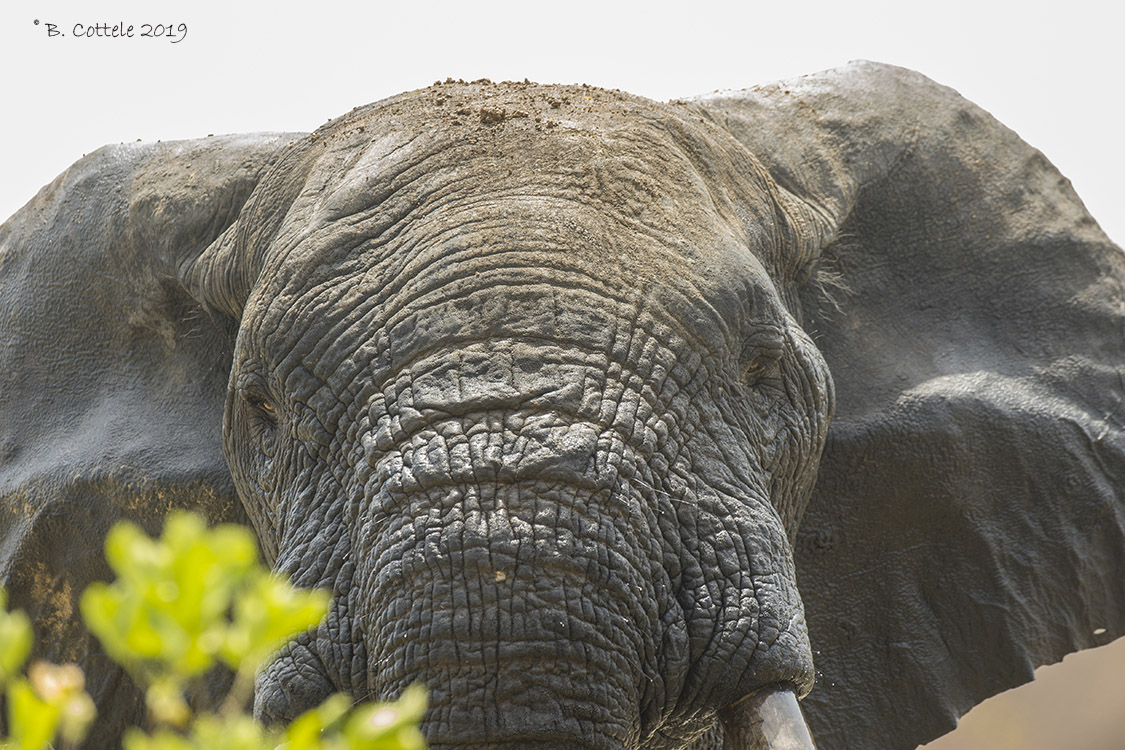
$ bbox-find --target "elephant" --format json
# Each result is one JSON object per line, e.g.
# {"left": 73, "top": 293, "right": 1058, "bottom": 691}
{"left": 1, "top": 60, "right": 1123, "bottom": 750}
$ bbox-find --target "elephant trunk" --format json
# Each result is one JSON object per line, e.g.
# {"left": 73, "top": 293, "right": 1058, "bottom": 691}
{"left": 356, "top": 476, "right": 657, "bottom": 748}
{"left": 720, "top": 687, "right": 818, "bottom": 750}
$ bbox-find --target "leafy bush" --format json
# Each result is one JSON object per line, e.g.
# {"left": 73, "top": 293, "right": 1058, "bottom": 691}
{"left": 0, "top": 511, "right": 426, "bottom": 750}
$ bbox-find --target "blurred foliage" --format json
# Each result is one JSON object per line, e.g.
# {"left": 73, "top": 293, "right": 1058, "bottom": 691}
{"left": 0, "top": 511, "right": 426, "bottom": 750}
{"left": 0, "top": 588, "right": 96, "bottom": 750}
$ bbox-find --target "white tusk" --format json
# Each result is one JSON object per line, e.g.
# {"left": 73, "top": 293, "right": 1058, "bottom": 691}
{"left": 720, "top": 686, "right": 818, "bottom": 750}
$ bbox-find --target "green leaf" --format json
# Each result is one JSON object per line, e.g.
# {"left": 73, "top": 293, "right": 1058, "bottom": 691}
{"left": 0, "top": 597, "right": 31, "bottom": 686}
{"left": 283, "top": 694, "right": 352, "bottom": 750}
{"left": 280, "top": 688, "right": 429, "bottom": 750}
{"left": 125, "top": 713, "right": 275, "bottom": 750}
{"left": 81, "top": 511, "right": 274, "bottom": 682}
{"left": 26, "top": 662, "right": 96, "bottom": 745}
{"left": 223, "top": 572, "right": 330, "bottom": 671}
{"left": 144, "top": 677, "right": 191, "bottom": 728}
{"left": 69, "top": 511, "right": 403, "bottom": 747}
{"left": 7, "top": 679, "right": 60, "bottom": 750}
{"left": 122, "top": 726, "right": 194, "bottom": 750}
{"left": 0, "top": 512, "right": 433, "bottom": 750}
{"left": 342, "top": 686, "right": 428, "bottom": 750}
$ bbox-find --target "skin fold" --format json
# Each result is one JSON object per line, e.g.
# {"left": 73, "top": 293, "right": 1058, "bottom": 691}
{"left": 1, "top": 62, "right": 1123, "bottom": 749}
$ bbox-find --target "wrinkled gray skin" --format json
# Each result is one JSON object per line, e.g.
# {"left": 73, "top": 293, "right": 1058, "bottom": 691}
{"left": 2, "top": 62, "right": 1124, "bottom": 750}
{"left": 217, "top": 74, "right": 830, "bottom": 748}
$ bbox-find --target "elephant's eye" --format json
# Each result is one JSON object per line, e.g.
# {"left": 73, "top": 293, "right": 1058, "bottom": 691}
{"left": 741, "top": 360, "right": 765, "bottom": 379}
{"left": 740, "top": 328, "right": 786, "bottom": 385}
{"left": 740, "top": 357, "right": 777, "bottom": 385}
{"left": 243, "top": 388, "right": 280, "bottom": 424}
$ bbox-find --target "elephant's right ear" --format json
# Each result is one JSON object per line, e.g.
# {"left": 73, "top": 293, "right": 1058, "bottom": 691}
{"left": 0, "top": 132, "right": 300, "bottom": 745}
{"left": 691, "top": 62, "right": 1125, "bottom": 750}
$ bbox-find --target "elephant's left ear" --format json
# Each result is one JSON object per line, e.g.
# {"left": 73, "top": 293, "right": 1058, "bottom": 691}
{"left": 689, "top": 62, "right": 1125, "bottom": 750}
{"left": 0, "top": 132, "right": 299, "bottom": 744}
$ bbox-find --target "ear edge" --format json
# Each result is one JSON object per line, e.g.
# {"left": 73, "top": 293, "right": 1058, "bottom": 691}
{"left": 691, "top": 62, "right": 1125, "bottom": 750}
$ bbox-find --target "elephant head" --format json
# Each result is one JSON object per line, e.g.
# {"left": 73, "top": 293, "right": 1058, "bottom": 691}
{"left": 1, "top": 62, "right": 1123, "bottom": 750}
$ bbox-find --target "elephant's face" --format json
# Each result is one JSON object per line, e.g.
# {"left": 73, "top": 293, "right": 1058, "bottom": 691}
{"left": 9, "top": 62, "right": 1123, "bottom": 750}
{"left": 220, "top": 84, "right": 832, "bottom": 747}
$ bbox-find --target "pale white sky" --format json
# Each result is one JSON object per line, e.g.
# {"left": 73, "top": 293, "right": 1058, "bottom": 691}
{"left": 1, "top": 0, "right": 1121, "bottom": 243}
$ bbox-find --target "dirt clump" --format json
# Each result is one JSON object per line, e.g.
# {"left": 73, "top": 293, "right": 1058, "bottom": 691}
{"left": 480, "top": 106, "right": 506, "bottom": 125}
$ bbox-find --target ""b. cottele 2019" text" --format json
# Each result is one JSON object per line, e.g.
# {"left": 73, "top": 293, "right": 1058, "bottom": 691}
{"left": 39, "top": 21, "right": 188, "bottom": 43}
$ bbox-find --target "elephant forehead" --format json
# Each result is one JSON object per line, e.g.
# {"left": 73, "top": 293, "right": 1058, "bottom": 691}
{"left": 262, "top": 81, "right": 788, "bottom": 271}
{"left": 256, "top": 115, "right": 787, "bottom": 314}
{"left": 239, "top": 82, "right": 800, "bottom": 373}
{"left": 249, "top": 211, "right": 786, "bottom": 386}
